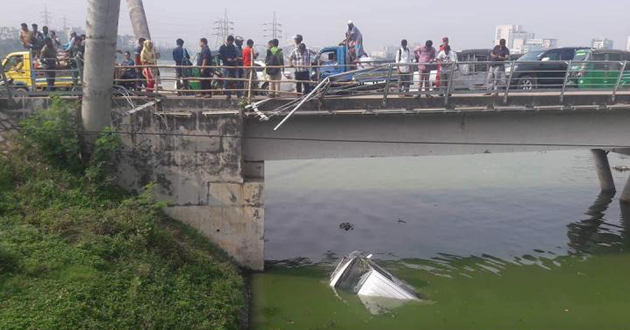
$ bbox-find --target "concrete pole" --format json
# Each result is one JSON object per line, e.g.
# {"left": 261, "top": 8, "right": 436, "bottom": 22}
{"left": 591, "top": 149, "right": 616, "bottom": 193}
{"left": 81, "top": 0, "right": 121, "bottom": 136}
{"left": 125, "top": 0, "right": 151, "bottom": 40}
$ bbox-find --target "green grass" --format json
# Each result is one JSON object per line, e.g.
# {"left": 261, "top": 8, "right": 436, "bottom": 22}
{"left": 0, "top": 100, "right": 246, "bottom": 330}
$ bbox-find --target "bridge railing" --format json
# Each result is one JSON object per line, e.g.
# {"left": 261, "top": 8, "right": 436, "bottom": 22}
{"left": 2, "top": 60, "right": 629, "bottom": 104}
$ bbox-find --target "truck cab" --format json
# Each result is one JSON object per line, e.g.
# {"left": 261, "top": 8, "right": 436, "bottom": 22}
{"left": 1, "top": 51, "right": 76, "bottom": 93}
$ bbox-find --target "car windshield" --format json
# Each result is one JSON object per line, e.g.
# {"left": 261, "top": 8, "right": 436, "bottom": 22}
{"left": 517, "top": 50, "right": 545, "bottom": 62}
{"left": 573, "top": 51, "right": 590, "bottom": 61}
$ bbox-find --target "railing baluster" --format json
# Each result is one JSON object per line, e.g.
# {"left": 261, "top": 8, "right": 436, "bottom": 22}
{"left": 560, "top": 60, "right": 572, "bottom": 104}
{"left": 382, "top": 64, "right": 394, "bottom": 107}
{"left": 612, "top": 61, "right": 627, "bottom": 104}
{"left": 503, "top": 60, "right": 515, "bottom": 104}
{"left": 444, "top": 62, "right": 455, "bottom": 106}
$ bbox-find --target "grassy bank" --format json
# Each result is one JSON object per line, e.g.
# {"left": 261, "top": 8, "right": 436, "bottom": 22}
{"left": 0, "top": 98, "right": 246, "bottom": 330}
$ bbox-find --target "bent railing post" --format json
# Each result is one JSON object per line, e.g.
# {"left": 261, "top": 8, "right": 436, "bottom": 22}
{"left": 560, "top": 60, "right": 572, "bottom": 104}
{"left": 382, "top": 64, "right": 394, "bottom": 107}
{"left": 612, "top": 61, "right": 627, "bottom": 104}
{"left": 503, "top": 60, "right": 515, "bottom": 104}
{"left": 444, "top": 63, "right": 455, "bottom": 106}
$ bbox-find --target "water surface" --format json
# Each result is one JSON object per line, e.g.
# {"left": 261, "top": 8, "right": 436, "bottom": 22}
{"left": 253, "top": 151, "right": 630, "bottom": 330}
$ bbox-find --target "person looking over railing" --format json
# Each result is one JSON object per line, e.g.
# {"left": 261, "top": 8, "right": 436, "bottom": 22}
{"left": 120, "top": 51, "right": 137, "bottom": 90}
{"left": 414, "top": 40, "right": 436, "bottom": 98}
{"left": 436, "top": 45, "right": 457, "bottom": 96}
{"left": 486, "top": 38, "right": 510, "bottom": 95}
{"left": 140, "top": 40, "right": 157, "bottom": 92}
{"left": 243, "top": 39, "right": 259, "bottom": 95}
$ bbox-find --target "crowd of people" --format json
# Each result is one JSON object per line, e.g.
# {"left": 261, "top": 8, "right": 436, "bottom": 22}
{"left": 395, "top": 37, "right": 510, "bottom": 97}
{"left": 114, "top": 21, "right": 365, "bottom": 99}
{"left": 14, "top": 19, "right": 511, "bottom": 98}
{"left": 18, "top": 22, "right": 85, "bottom": 90}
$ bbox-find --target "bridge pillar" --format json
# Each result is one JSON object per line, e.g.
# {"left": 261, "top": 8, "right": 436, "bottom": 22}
{"left": 591, "top": 149, "right": 616, "bottom": 193}
{"left": 621, "top": 177, "right": 630, "bottom": 204}
{"left": 113, "top": 107, "right": 265, "bottom": 270}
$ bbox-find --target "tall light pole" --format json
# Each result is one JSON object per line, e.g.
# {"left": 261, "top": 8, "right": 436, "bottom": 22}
{"left": 81, "top": 0, "right": 121, "bottom": 137}
{"left": 125, "top": 0, "right": 151, "bottom": 40}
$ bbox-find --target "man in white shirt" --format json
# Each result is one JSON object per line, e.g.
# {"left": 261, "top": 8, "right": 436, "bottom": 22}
{"left": 395, "top": 39, "right": 412, "bottom": 94}
{"left": 436, "top": 46, "right": 458, "bottom": 95}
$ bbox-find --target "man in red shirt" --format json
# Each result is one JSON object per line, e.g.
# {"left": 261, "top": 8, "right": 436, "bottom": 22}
{"left": 242, "top": 39, "right": 259, "bottom": 96}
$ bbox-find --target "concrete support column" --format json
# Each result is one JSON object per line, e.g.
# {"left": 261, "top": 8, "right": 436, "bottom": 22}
{"left": 81, "top": 0, "right": 121, "bottom": 135}
{"left": 591, "top": 149, "right": 616, "bottom": 193}
{"left": 621, "top": 176, "right": 630, "bottom": 204}
{"left": 125, "top": 0, "right": 151, "bottom": 40}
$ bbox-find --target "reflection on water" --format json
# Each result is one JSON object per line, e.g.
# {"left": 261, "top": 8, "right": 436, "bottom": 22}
{"left": 253, "top": 151, "right": 630, "bottom": 330}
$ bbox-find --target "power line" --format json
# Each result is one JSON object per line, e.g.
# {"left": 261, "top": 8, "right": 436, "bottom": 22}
{"left": 263, "top": 12, "right": 283, "bottom": 40}
{"left": 212, "top": 9, "right": 234, "bottom": 48}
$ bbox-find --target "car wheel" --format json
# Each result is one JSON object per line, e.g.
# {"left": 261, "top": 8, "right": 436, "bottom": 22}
{"left": 13, "top": 88, "right": 29, "bottom": 99}
{"left": 518, "top": 76, "right": 537, "bottom": 90}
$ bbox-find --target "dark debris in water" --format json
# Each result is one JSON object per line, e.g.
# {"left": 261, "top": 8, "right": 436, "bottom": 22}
{"left": 339, "top": 222, "right": 354, "bottom": 231}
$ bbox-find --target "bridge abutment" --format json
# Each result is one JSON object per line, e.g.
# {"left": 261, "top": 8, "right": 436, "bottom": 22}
{"left": 113, "top": 106, "right": 265, "bottom": 270}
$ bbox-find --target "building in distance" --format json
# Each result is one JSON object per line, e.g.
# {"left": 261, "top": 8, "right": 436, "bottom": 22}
{"left": 494, "top": 25, "right": 557, "bottom": 54}
{"left": 591, "top": 37, "right": 614, "bottom": 50}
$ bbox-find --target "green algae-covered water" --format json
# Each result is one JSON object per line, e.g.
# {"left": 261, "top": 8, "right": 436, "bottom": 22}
{"left": 253, "top": 151, "right": 630, "bottom": 330}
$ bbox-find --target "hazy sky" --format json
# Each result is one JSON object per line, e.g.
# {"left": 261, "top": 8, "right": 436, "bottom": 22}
{"left": 3, "top": 0, "right": 630, "bottom": 50}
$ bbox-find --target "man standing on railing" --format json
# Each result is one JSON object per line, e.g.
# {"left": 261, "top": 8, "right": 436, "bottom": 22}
{"left": 290, "top": 42, "right": 313, "bottom": 95}
{"left": 219, "top": 35, "right": 240, "bottom": 99}
{"left": 414, "top": 40, "right": 436, "bottom": 98}
{"left": 486, "top": 38, "right": 510, "bottom": 95}
{"left": 396, "top": 39, "right": 412, "bottom": 95}
{"left": 344, "top": 21, "right": 366, "bottom": 63}
{"left": 173, "top": 38, "right": 191, "bottom": 92}
{"left": 197, "top": 38, "right": 213, "bottom": 98}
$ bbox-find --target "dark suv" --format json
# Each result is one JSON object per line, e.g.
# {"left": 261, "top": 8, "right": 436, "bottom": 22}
{"left": 510, "top": 47, "right": 589, "bottom": 90}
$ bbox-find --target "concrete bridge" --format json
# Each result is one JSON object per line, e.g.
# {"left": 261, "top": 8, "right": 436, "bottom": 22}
{"left": 3, "top": 91, "right": 630, "bottom": 270}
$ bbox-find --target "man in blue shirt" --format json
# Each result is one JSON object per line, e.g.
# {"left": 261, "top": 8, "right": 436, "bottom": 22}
{"left": 219, "top": 35, "right": 240, "bottom": 99}
{"left": 197, "top": 38, "right": 213, "bottom": 98}
{"left": 173, "top": 38, "right": 191, "bottom": 91}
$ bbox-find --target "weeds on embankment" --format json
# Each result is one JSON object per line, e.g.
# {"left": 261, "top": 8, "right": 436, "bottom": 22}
{"left": 0, "top": 97, "right": 245, "bottom": 330}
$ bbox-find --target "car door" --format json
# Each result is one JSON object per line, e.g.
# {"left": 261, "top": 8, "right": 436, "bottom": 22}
{"left": 538, "top": 49, "right": 575, "bottom": 88}
{"left": 589, "top": 53, "right": 607, "bottom": 88}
